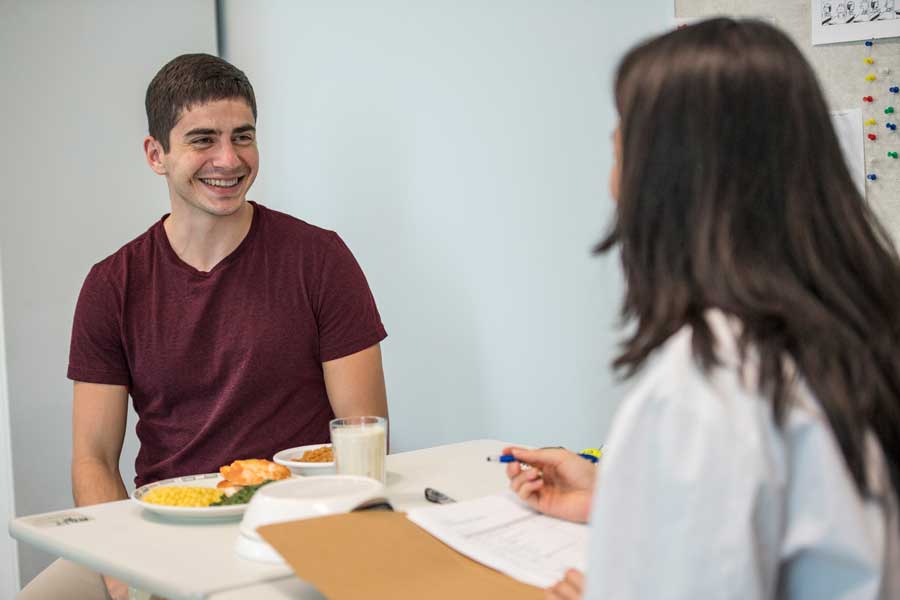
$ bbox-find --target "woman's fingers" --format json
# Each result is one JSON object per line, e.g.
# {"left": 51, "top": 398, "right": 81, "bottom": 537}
{"left": 508, "top": 465, "right": 541, "bottom": 492}
{"left": 515, "top": 478, "right": 544, "bottom": 503}
{"left": 563, "top": 569, "right": 584, "bottom": 592}
{"left": 545, "top": 581, "right": 577, "bottom": 600}
{"left": 545, "top": 587, "right": 563, "bottom": 600}
{"left": 545, "top": 571, "right": 584, "bottom": 600}
{"left": 509, "top": 446, "right": 547, "bottom": 466}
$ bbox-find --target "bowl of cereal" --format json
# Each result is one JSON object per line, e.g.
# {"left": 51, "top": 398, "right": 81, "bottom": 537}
{"left": 273, "top": 443, "right": 336, "bottom": 476}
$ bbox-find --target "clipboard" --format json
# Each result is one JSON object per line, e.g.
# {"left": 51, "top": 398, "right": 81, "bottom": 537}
{"left": 257, "top": 511, "right": 544, "bottom": 599}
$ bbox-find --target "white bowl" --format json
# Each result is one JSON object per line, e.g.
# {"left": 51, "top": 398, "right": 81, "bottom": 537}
{"left": 273, "top": 443, "right": 336, "bottom": 476}
{"left": 235, "top": 475, "right": 386, "bottom": 563}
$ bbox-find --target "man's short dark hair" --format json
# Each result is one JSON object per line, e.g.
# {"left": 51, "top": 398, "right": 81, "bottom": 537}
{"left": 145, "top": 53, "right": 257, "bottom": 153}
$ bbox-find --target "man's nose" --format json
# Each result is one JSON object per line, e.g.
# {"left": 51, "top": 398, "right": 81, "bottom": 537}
{"left": 212, "top": 139, "right": 242, "bottom": 170}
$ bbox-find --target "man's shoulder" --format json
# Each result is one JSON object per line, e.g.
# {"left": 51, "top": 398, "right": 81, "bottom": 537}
{"left": 255, "top": 202, "right": 341, "bottom": 248}
{"left": 88, "top": 220, "right": 161, "bottom": 283}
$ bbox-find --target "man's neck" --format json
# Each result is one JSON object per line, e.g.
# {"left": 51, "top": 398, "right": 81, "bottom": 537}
{"left": 163, "top": 201, "right": 255, "bottom": 272}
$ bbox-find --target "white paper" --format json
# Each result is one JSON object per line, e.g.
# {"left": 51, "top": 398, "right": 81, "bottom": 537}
{"left": 830, "top": 108, "right": 866, "bottom": 197}
{"left": 407, "top": 492, "right": 588, "bottom": 589}
{"left": 812, "top": 0, "right": 900, "bottom": 45}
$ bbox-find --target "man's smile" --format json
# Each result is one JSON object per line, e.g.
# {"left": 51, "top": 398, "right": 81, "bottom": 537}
{"left": 197, "top": 175, "right": 246, "bottom": 191}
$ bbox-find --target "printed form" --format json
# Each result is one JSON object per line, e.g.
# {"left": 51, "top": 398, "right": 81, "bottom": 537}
{"left": 407, "top": 492, "right": 588, "bottom": 588}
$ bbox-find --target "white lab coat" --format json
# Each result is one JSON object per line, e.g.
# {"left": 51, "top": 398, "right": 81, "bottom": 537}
{"left": 585, "top": 310, "right": 899, "bottom": 600}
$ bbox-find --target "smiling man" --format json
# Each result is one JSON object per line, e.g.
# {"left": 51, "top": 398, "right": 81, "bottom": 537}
{"left": 18, "top": 54, "right": 388, "bottom": 600}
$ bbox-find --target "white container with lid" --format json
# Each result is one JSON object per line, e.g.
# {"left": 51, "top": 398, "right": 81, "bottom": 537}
{"left": 235, "top": 475, "right": 387, "bottom": 563}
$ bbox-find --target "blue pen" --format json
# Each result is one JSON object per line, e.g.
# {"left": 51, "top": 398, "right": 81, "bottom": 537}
{"left": 486, "top": 448, "right": 603, "bottom": 464}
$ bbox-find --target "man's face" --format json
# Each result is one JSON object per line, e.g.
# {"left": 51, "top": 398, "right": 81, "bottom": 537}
{"left": 146, "top": 98, "right": 259, "bottom": 217}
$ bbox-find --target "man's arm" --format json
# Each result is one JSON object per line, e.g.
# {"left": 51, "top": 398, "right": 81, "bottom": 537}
{"left": 322, "top": 343, "right": 388, "bottom": 441}
{"left": 71, "top": 382, "right": 129, "bottom": 506}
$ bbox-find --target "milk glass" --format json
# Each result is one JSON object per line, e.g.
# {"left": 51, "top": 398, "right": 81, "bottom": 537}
{"left": 329, "top": 416, "right": 387, "bottom": 483}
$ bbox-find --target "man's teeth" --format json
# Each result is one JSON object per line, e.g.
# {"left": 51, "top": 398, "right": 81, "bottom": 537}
{"left": 200, "top": 178, "right": 240, "bottom": 187}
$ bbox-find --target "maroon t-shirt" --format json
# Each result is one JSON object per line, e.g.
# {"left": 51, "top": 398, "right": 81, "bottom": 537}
{"left": 68, "top": 202, "right": 387, "bottom": 486}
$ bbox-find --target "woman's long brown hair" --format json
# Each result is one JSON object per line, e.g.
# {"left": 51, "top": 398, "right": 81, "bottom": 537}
{"left": 598, "top": 18, "right": 900, "bottom": 502}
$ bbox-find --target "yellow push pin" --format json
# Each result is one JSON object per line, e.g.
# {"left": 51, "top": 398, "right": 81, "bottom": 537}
{"left": 579, "top": 447, "right": 604, "bottom": 462}
{"left": 865, "top": 57, "right": 875, "bottom": 64}
{"left": 866, "top": 74, "right": 878, "bottom": 81}
{"left": 866, "top": 118, "right": 878, "bottom": 126}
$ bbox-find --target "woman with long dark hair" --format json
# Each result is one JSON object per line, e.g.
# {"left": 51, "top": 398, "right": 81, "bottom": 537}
{"left": 506, "top": 18, "right": 900, "bottom": 599}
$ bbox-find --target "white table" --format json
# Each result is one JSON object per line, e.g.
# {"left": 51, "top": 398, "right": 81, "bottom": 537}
{"left": 9, "top": 440, "right": 512, "bottom": 600}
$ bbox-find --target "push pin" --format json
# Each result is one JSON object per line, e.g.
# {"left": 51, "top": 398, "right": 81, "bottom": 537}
{"left": 866, "top": 118, "right": 878, "bottom": 125}
{"left": 865, "top": 57, "right": 875, "bottom": 64}
{"left": 868, "top": 133, "right": 878, "bottom": 140}
{"left": 887, "top": 107, "right": 896, "bottom": 114}
{"left": 888, "top": 151, "right": 899, "bottom": 159}
{"left": 887, "top": 123, "right": 898, "bottom": 130}
{"left": 867, "top": 173, "right": 878, "bottom": 181}
{"left": 864, "top": 96, "right": 875, "bottom": 102}
{"left": 866, "top": 74, "right": 878, "bottom": 82}
{"left": 865, "top": 40, "right": 874, "bottom": 47}
{"left": 891, "top": 86, "right": 900, "bottom": 93}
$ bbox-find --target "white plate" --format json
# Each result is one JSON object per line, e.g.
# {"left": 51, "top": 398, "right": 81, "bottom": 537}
{"left": 132, "top": 473, "right": 247, "bottom": 519}
{"left": 273, "top": 443, "right": 336, "bottom": 475}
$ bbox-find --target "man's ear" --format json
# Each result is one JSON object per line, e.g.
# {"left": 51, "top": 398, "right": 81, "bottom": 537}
{"left": 143, "top": 136, "right": 167, "bottom": 175}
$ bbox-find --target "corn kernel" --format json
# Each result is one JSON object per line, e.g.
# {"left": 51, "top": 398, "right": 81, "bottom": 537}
{"left": 141, "top": 486, "right": 224, "bottom": 507}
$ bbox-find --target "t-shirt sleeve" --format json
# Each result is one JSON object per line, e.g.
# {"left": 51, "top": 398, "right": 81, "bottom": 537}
{"left": 583, "top": 354, "right": 781, "bottom": 599}
{"left": 314, "top": 233, "right": 387, "bottom": 362}
{"left": 67, "top": 265, "right": 131, "bottom": 385}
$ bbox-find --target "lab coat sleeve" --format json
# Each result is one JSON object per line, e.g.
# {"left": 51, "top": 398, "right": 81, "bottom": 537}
{"left": 582, "top": 346, "right": 784, "bottom": 600}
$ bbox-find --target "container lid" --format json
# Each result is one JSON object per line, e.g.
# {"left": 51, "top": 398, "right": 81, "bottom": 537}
{"left": 236, "top": 475, "right": 386, "bottom": 562}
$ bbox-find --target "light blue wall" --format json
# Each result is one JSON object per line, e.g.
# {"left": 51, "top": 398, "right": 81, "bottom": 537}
{"left": 222, "top": 1, "right": 672, "bottom": 453}
{"left": 4, "top": 0, "right": 672, "bottom": 588}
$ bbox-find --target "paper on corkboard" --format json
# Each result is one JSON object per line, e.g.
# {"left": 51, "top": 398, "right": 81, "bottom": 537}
{"left": 257, "top": 511, "right": 544, "bottom": 600}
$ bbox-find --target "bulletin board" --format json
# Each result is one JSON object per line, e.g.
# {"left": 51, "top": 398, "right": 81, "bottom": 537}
{"left": 676, "top": 0, "right": 900, "bottom": 246}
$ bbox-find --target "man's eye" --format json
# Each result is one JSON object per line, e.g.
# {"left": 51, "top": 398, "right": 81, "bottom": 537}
{"left": 234, "top": 134, "right": 254, "bottom": 144}
{"left": 192, "top": 138, "right": 213, "bottom": 145}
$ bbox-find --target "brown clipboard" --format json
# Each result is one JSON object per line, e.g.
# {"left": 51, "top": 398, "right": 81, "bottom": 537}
{"left": 257, "top": 511, "right": 544, "bottom": 599}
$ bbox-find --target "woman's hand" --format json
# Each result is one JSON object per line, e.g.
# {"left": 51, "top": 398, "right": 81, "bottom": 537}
{"left": 504, "top": 447, "right": 597, "bottom": 523}
{"left": 546, "top": 569, "right": 584, "bottom": 600}
{"left": 103, "top": 574, "right": 129, "bottom": 600}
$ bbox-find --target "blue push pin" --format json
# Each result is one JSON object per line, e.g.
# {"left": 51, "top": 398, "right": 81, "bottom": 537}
{"left": 888, "top": 123, "right": 898, "bottom": 131}
{"left": 891, "top": 86, "right": 900, "bottom": 93}
{"left": 866, "top": 40, "right": 874, "bottom": 47}
{"left": 867, "top": 173, "right": 878, "bottom": 181}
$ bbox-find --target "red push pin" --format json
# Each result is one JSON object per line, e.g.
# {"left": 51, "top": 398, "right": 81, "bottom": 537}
{"left": 868, "top": 133, "right": 878, "bottom": 140}
{"left": 864, "top": 96, "right": 875, "bottom": 102}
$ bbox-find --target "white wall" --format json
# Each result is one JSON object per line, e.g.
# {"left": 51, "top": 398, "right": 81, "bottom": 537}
{"left": 0, "top": 256, "right": 18, "bottom": 600}
{"left": 0, "top": 0, "right": 217, "bottom": 586}
{"left": 222, "top": 2, "right": 670, "bottom": 453}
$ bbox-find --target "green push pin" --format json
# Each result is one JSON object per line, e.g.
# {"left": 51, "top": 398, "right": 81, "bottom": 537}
{"left": 886, "top": 106, "right": 896, "bottom": 114}
{"left": 889, "top": 151, "right": 899, "bottom": 159}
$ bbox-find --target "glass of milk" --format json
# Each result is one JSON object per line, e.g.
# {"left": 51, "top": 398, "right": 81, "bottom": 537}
{"left": 329, "top": 416, "right": 387, "bottom": 483}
